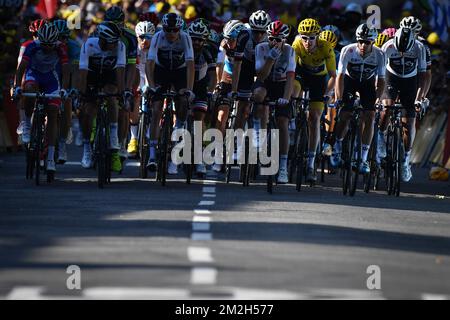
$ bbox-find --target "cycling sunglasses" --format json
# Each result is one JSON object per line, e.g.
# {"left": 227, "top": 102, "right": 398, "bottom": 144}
{"left": 300, "top": 35, "right": 317, "bottom": 41}
{"left": 164, "top": 27, "right": 180, "bottom": 33}
{"left": 268, "top": 37, "right": 283, "bottom": 43}
{"left": 358, "top": 40, "right": 372, "bottom": 45}
{"left": 139, "top": 34, "right": 152, "bottom": 40}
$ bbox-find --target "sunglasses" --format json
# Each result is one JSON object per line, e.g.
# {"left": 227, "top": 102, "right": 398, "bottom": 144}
{"left": 164, "top": 27, "right": 180, "bottom": 33}
{"left": 138, "top": 34, "right": 152, "bottom": 40}
{"left": 300, "top": 35, "right": 317, "bottom": 41}
{"left": 358, "top": 40, "right": 372, "bottom": 45}
{"left": 268, "top": 37, "right": 283, "bottom": 43}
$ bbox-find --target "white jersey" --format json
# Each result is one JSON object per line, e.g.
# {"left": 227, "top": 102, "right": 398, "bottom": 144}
{"left": 338, "top": 43, "right": 386, "bottom": 81}
{"left": 382, "top": 38, "right": 427, "bottom": 78}
{"left": 255, "top": 43, "right": 296, "bottom": 82}
{"left": 137, "top": 47, "right": 148, "bottom": 88}
{"left": 79, "top": 37, "right": 126, "bottom": 73}
{"left": 147, "top": 30, "right": 194, "bottom": 70}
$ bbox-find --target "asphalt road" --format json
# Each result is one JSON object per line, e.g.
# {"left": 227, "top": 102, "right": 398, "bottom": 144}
{"left": 0, "top": 145, "right": 449, "bottom": 300}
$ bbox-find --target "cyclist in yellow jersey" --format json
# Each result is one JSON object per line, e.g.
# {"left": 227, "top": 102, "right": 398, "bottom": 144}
{"left": 291, "top": 18, "right": 336, "bottom": 183}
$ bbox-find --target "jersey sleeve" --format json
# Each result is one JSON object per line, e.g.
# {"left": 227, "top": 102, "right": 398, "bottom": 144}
{"left": 324, "top": 44, "right": 336, "bottom": 73}
{"left": 255, "top": 43, "right": 265, "bottom": 71}
{"left": 147, "top": 32, "right": 160, "bottom": 62}
{"left": 417, "top": 43, "right": 427, "bottom": 73}
{"left": 337, "top": 45, "right": 349, "bottom": 75}
{"left": 57, "top": 42, "right": 70, "bottom": 65}
{"left": 291, "top": 36, "right": 301, "bottom": 65}
{"left": 116, "top": 41, "right": 127, "bottom": 68}
{"left": 234, "top": 30, "right": 249, "bottom": 61}
{"left": 183, "top": 32, "right": 194, "bottom": 61}
{"left": 286, "top": 45, "right": 296, "bottom": 74}
{"left": 125, "top": 30, "right": 138, "bottom": 65}
{"left": 78, "top": 40, "right": 89, "bottom": 70}
{"left": 376, "top": 49, "right": 386, "bottom": 78}
{"left": 217, "top": 46, "right": 225, "bottom": 64}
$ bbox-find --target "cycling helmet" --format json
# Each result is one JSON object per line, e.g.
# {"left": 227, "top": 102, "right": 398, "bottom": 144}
{"left": 382, "top": 27, "right": 397, "bottom": 38}
{"left": 374, "top": 33, "right": 389, "bottom": 48}
{"left": 208, "top": 29, "right": 221, "bottom": 44}
{"left": 52, "top": 19, "right": 70, "bottom": 38}
{"left": 37, "top": 23, "right": 59, "bottom": 44}
{"left": 188, "top": 20, "right": 209, "bottom": 39}
{"left": 394, "top": 27, "right": 415, "bottom": 53}
{"left": 105, "top": 6, "right": 125, "bottom": 23}
{"left": 223, "top": 20, "right": 244, "bottom": 39}
{"left": 267, "top": 21, "right": 290, "bottom": 39}
{"left": 322, "top": 25, "right": 340, "bottom": 39}
{"left": 181, "top": 19, "right": 188, "bottom": 32}
{"left": 319, "top": 30, "right": 337, "bottom": 48}
{"left": 135, "top": 21, "right": 155, "bottom": 37}
{"left": 400, "top": 16, "right": 422, "bottom": 36}
{"left": 97, "top": 21, "right": 121, "bottom": 43}
{"left": 355, "top": 23, "right": 377, "bottom": 41}
{"left": 29, "top": 19, "right": 47, "bottom": 34}
{"left": 161, "top": 13, "right": 184, "bottom": 30}
{"left": 298, "top": 18, "right": 321, "bottom": 35}
{"left": 249, "top": 10, "right": 271, "bottom": 31}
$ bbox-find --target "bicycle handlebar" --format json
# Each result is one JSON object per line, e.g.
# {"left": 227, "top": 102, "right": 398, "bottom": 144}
{"left": 19, "top": 92, "right": 62, "bottom": 99}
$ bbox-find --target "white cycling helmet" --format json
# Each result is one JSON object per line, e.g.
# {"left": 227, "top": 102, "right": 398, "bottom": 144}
{"left": 249, "top": 10, "right": 271, "bottom": 31}
{"left": 223, "top": 20, "right": 244, "bottom": 39}
{"left": 394, "top": 27, "right": 415, "bottom": 53}
{"left": 355, "top": 23, "right": 377, "bottom": 42}
{"left": 400, "top": 16, "right": 422, "bottom": 36}
{"left": 135, "top": 21, "right": 155, "bottom": 37}
{"left": 188, "top": 20, "right": 209, "bottom": 39}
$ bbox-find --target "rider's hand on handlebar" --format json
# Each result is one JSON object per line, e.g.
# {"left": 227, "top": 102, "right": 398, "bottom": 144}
{"left": 179, "top": 89, "right": 195, "bottom": 102}
{"left": 277, "top": 98, "right": 290, "bottom": 106}
{"left": 12, "top": 86, "right": 22, "bottom": 99}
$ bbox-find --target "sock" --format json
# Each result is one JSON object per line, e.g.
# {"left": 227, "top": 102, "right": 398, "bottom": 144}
{"left": 48, "top": 146, "right": 55, "bottom": 160}
{"left": 149, "top": 140, "right": 157, "bottom": 160}
{"left": 253, "top": 118, "right": 261, "bottom": 131}
{"left": 280, "top": 154, "right": 288, "bottom": 171}
{"left": 334, "top": 138, "right": 343, "bottom": 154}
{"left": 404, "top": 150, "right": 411, "bottom": 164}
{"left": 175, "top": 119, "right": 184, "bottom": 130}
{"left": 72, "top": 118, "right": 80, "bottom": 131}
{"left": 83, "top": 139, "right": 90, "bottom": 150}
{"left": 110, "top": 122, "right": 118, "bottom": 140}
{"left": 307, "top": 151, "right": 316, "bottom": 169}
{"left": 25, "top": 115, "right": 31, "bottom": 126}
{"left": 130, "top": 124, "right": 138, "bottom": 140}
{"left": 361, "top": 144, "right": 370, "bottom": 162}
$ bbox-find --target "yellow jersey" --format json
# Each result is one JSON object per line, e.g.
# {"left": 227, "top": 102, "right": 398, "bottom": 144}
{"left": 292, "top": 36, "right": 336, "bottom": 76}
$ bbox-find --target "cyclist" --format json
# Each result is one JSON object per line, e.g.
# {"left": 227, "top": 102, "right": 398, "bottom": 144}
{"left": 330, "top": 24, "right": 385, "bottom": 175}
{"left": 400, "top": 17, "right": 432, "bottom": 97}
{"left": 145, "top": 13, "right": 195, "bottom": 175}
{"left": 379, "top": 27, "right": 427, "bottom": 182}
{"left": 292, "top": 18, "right": 336, "bottom": 183}
{"left": 16, "top": 19, "right": 48, "bottom": 142}
{"left": 187, "top": 20, "right": 217, "bottom": 175}
{"left": 318, "top": 29, "right": 339, "bottom": 157}
{"left": 52, "top": 19, "right": 81, "bottom": 164}
{"left": 127, "top": 21, "right": 156, "bottom": 158}
{"left": 105, "top": 6, "right": 138, "bottom": 165}
{"left": 253, "top": 21, "right": 295, "bottom": 183}
{"left": 231, "top": 10, "right": 272, "bottom": 134}
{"left": 211, "top": 20, "right": 245, "bottom": 173}
{"left": 78, "top": 22, "right": 127, "bottom": 171}
{"left": 12, "top": 23, "right": 70, "bottom": 172}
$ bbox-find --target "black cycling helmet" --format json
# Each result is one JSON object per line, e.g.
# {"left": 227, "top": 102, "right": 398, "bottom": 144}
{"left": 105, "top": 6, "right": 125, "bottom": 23}
{"left": 97, "top": 21, "right": 122, "bottom": 43}
{"left": 161, "top": 13, "right": 184, "bottom": 30}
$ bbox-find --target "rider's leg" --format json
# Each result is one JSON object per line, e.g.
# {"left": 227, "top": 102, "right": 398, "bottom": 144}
{"left": 307, "top": 102, "right": 323, "bottom": 169}
{"left": 105, "top": 84, "right": 120, "bottom": 150}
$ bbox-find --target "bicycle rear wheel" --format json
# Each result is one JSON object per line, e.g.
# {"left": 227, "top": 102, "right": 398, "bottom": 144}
{"left": 342, "top": 134, "right": 351, "bottom": 195}
{"left": 34, "top": 112, "right": 44, "bottom": 186}
{"left": 385, "top": 128, "right": 394, "bottom": 195}
{"left": 393, "top": 127, "right": 401, "bottom": 197}
{"left": 158, "top": 115, "right": 170, "bottom": 186}
{"left": 295, "top": 127, "right": 307, "bottom": 192}
{"left": 267, "top": 126, "right": 273, "bottom": 194}
{"left": 349, "top": 130, "right": 360, "bottom": 197}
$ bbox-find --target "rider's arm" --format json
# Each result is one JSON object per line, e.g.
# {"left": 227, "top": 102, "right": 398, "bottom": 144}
{"left": 335, "top": 73, "right": 344, "bottom": 101}
{"left": 78, "top": 40, "right": 90, "bottom": 94}
{"left": 145, "top": 60, "right": 156, "bottom": 89}
{"left": 255, "top": 43, "right": 275, "bottom": 81}
{"left": 415, "top": 44, "right": 428, "bottom": 101}
{"left": 116, "top": 41, "right": 127, "bottom": 93}
{"left": 183, "top": 33, "right": 195, "bottom": 91}
{"left": 125, "top": 32, "right": 138, "bottom": 90}
{"left": 216, "top": 46, "right": 225, "bottom": 83}
{"left": 334, "top": 46, "right": 348, "bottom": 101}
{"left": 283, "top": 47, "right": 296, "bottom": 100}
{"left": 231, "top": 31, "right": 247, "bottom": 93}
{"left": 325, "top": 46, "right": 336, "bottom": 96}
{"left": 375, "top": 49, "right": 386, "bottom": 102}
{"left": 146, "top": 33, "right": 159, "bottom": 88}
{"left": 13, "top": 59, "right": 28, "bottom": 89}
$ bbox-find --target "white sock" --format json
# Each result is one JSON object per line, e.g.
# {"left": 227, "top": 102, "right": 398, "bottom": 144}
{"left": 404, "top": 150, "right": 411, "bottom": 164}
{"left": 361, "top": 144, "right": 370, "bottom": 162}
{"left": 334, "top": 138, "right": 343, "bottom": 153}
{"left": 48, "top": 146, "right": 55, "bottom": 160}
{"left": 130, "top": 124, "right": 138, "bottom": 140}
{"left": 280, "top": 154, "right": 288, "bottom": 171}
{"left": 110, "top": 122, "right": 118, "bottom": 140}
{"left": 149, "top": 140, "right": 157, "bottom": 159}
{"left": 307, "top": 151, "right": 316, "bottom": 169}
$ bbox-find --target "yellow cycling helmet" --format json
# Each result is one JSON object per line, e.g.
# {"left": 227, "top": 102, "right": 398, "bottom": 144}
{"left": 319, "top": 30, "right": 337, "bottom": 48}
{"left": 374, "top": 33, "right": 389, "bottom": 48}
{"left": 298, "top": 18, "right": 321, "bottom": 35}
